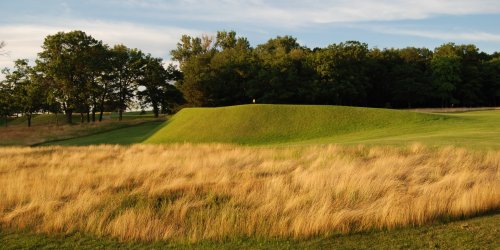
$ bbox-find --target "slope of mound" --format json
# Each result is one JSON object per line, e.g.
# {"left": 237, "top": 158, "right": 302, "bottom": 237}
{"left": 145, "top": 104, "right": 452, "bottom": 145}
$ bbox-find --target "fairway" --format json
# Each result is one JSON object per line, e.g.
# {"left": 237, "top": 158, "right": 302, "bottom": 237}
{"left": 40, "top": 121, "right": 164, "bottom": 146}
{"left": 145, "top": 104, "right": 500, "bottom": 149}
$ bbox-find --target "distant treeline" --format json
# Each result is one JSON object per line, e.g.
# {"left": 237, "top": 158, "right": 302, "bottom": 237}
{"left": 173, "top": 31, "right": 500, "bottom": 108}
{"left": 1, "top": 30, "right": 500, "bottom": 126}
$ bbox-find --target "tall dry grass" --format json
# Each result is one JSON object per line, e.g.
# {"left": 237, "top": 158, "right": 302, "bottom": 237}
{"left": 0, "top": 144, "right": 498, "bottom": 242}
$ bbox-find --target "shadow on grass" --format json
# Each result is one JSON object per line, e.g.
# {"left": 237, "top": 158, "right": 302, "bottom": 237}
{"left": 33, "top": 120, "right": 165, "bottom": 147}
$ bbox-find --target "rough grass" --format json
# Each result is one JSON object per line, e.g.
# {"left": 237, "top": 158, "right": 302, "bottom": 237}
{"left": 1, "top": 144, "right": 498, "bottom": 242}
{"left": 145, "top": 105, "right": 500, "bottom": 149}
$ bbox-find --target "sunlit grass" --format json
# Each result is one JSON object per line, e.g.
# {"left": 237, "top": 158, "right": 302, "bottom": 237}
{"left": 1, "top": 144, "right": 498, "bottom": 242}
{"left": 145, "top": 105, "right": 500, "bottom": 149}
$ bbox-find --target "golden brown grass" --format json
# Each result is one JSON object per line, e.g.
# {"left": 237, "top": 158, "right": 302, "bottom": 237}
{"left": 0, "top": 144, "right": 498, "bottom": 242}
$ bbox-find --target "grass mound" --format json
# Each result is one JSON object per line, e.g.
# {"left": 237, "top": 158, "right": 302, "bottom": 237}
{"left": 145, "top": 104, "right": 451, "bottom": 145}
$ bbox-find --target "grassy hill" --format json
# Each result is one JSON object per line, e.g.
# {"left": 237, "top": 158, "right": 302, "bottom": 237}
{"left": 145, "top": 105, "right": 500, "bottom": 148}
{"left": 145, "top": 104, "right": 451, "bottom": 145}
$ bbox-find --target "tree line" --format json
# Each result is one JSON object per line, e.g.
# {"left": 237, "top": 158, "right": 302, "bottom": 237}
{"left": 2, "top": 30, "right": 500, "bottom": 127}
{"left": 172, "top": 31, "right": 500, "bottom": 109}
{"left": 0, "top": 31, "right": 184, "bottom": 126}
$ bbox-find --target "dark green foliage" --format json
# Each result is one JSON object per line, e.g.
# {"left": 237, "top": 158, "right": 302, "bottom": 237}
{"left": 483, "top": 57, "right": 500, "bottom": 106}
{"left": 172, "top": 31, "right": 254, "bottom": 106}
{"left": 107, "top": 44, "right": 144, "bottom": 121}
{"left": 137, "top": 57, "right": 185, "bottom": 117}
{"left": 1, "top": 31, "right": 183, "bottom": 126}
{"left": 171, "top": 32, "right": 499, "bottom": 108}
{"left": 311, "top": 41, "right": 370, "bottom": 105}
{"left": 36, "top": 31, "right": 105, "bottom": 124}
{"left": 251, "top": 36, "right": 314, "bottom": 104}
{"left": 0, "top": 70, "right": 16, "bottom": 126}
{"left": 1, "top": 59, "right": 47, "bottom": 126}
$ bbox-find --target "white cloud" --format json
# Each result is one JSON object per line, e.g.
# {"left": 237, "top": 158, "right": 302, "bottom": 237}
{"left": 0, "top": 20, "right": 202, "bottom": 71}
{"left": 2, "top": 0, "right": 499, "bottom": 74}
{"left": 116, "top": 0, "right": 500, "bottom": 26}
{"left": 374, "top": 27, "right": 500, "bottom": 42}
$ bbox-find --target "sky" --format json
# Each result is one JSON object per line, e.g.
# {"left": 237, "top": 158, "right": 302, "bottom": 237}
{"left": 1, "top": 0, "right": 500, "bottom": 71}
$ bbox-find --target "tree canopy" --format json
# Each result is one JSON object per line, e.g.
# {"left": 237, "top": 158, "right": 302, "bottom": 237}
{"left": 171, "top": 32, "right": 500, "bottom": 108}
{"left": 1, "top": 31, "right": 184, "bottom": 126}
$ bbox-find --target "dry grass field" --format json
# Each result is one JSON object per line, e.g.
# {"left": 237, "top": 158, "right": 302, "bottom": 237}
{"left": 0, "top": 144, "right": 498, "bottom": 242}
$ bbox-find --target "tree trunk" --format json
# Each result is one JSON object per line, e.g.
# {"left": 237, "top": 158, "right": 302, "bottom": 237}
{"left": 98, "top": 84, "right": 108, "bottom": 122}
{"left": 92, "top": 97, "right": 97, "bottom": 122}
{"left": 153, "top": 102, "right": 159, "bottom": 118}
{"left": 98, "top": 97, "right": 105, "bottom": 122}
{"left": 80, "top": 112, "right": 84, "bottom": 124}
{"left": 27, "top": 113, "right": 32, "bottom": 127}
{"left": 99, "top": 109, "right": 104, "bottom": 122}
{"left": 86, "top": 109, "right": 90, "bottom": 123}
{"left": 65, "top": 110, "right": 73, "bottom": 124}
{"left": 119, "top": 109, "right": 123, "bottom": 121}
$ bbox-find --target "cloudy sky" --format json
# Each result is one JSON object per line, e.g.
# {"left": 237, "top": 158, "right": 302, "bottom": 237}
{"left": 1, "top": 0, "right": 500, "bottom": 70}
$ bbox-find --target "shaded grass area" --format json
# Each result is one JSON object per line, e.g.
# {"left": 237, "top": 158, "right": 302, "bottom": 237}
{"left": 0, "top": 121, "right": 153, "bottom": 146}
{"left": 39, "top": 121, "right": 164, "bottom": 146}
{"left": 3, "top": 112, "right": 158, "bottom": 127}
{"left": 1, "top": 213, "right": 498, "bottom": 249}
{"left": 146, "top": 105, "right": 500, "bottom": 149}
{"left": 2, "top": 114, "right": 74, "bottom": 127}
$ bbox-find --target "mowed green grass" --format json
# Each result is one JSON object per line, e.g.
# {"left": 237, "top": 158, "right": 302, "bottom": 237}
{"left": 145, "top": 104, "right": 500, "bottom": 149}
{"left": 302, "top": 109, "right": 500, "bottom": 149}
{"left": 1, "top": 213, "right": 498, "bottom": 249}
{"left": 145, "top": 104, "right": 445, "bottom": 144}
{"left": 39, "top": 121, "right": 164, "bottom": 146}
{"left": 37, "top": 105, "right": 500, "bottom": 148}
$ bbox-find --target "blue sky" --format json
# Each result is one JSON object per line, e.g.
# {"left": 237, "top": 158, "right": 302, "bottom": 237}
{"left": 1, "top": 0, "right": 500, "bottom": 70}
